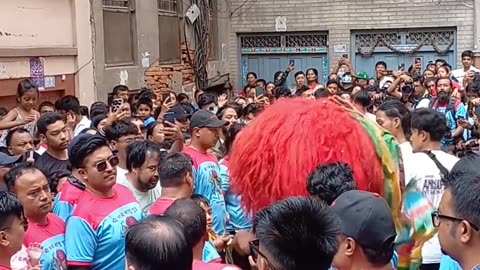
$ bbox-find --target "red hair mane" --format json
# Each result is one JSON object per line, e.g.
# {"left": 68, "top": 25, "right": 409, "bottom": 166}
{"left": 229, "top": 98, "right": 384, "bottom": 213}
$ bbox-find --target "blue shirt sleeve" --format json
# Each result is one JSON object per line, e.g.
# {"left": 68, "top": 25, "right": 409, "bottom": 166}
{"left": 202, "top": 241, "right": 221, "bottom": 263}
{"left": 53, "top": 198, "right": 74, "bottom": 222}
{"left": 218, "top": 163, "right": 230, "bottom": 193}
{"left": 193, "top": 162, "right": 228, "bottom": 236}
{"left": 439, "top": 255, "right": 462, "bottom": 270}
{"left": 455, "top": 103, "right": 467, "bottom": 121}
{"left": 65, "top": 216, "right": 97, "bottom": 265}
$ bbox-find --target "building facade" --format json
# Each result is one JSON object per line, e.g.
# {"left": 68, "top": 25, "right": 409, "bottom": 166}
{"left": 0, "top": 0, "right": 93, "bottom": 107}
{"left": 228, "top": 0, "right": 478, "bottom": 89}
{"left": 0, "top": 0, "right": 231, "bottom": 107}
{"left": 94, "top": 0, "right": 231, "bottom": 103}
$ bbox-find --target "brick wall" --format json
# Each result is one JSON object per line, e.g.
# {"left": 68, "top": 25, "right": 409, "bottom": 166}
{"left": 144, "top": 43, "right": 195, "bottom": 94}
{"left": 228, "top": 0, "right": 475, "bottom": 86}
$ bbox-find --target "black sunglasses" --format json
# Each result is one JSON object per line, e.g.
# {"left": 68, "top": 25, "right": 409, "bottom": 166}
{"left": 249, "top": 239, "right": 277, "bottom": 270}
{"left": 94, "top": 156, "right": 119, "bottom": 172}
{"left": 431, "top": 211, "right": 479, "bottom": 231}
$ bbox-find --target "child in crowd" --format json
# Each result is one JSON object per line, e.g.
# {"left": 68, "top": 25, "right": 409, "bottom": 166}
{"left": 0, "top": 79, "right": 40, "bottom": 146}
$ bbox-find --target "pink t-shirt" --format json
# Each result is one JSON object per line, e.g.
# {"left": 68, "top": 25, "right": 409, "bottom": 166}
{"left": 149, "top": 198, "right": 175, "bottom": 215}
{"left": 192, "top": 261, "right": 240, "bottom": 270}
{"left": 23, "top": 213, "right": 67, "bottom": 270}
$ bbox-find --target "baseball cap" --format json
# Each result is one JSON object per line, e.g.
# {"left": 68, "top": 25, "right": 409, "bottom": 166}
{"left": 190, "top": 109, "right": 228, "bottom": 129}
{"left": 68, "top": 133, "right": 93, "bottom": 158}
{"left": 355, "top": 72, "right": 370, "bottom": 81}
{"left": 331, "top": 190, "right": 396, "bottom": 249}
{"left": 0, "top": 152, "right": 22, "bottom": 167}
{"left": 168, "top": 105, "right": 191, "bottom": 121}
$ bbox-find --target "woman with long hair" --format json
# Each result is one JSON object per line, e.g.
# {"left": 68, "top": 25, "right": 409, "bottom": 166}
{"left": 219, "top": 123, "right": 251, "bottom": 231}
{"left": 306, "top": 68, "right": 323, "bottom": 92}
{"left": 376, "top": 99, "right": 412, "bottom": 159}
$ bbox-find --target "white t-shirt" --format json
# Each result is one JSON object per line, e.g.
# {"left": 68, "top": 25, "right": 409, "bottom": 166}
{"left": 74, "top": 116, "right": 92, "bottom": 136}
{"left": 451, "top": 66, "right": 480, "bottom": 87}
{"left": 414, "top": 98, "right": 432, "bottom": 109}
{"left": 366, "top": 112, "right": 376, "bottom": 123}
{"left": 404, "top": 150, "right": 459, "bottom": 264}
{"left": 116, "top": 166, "right": 162, "bottom": 211}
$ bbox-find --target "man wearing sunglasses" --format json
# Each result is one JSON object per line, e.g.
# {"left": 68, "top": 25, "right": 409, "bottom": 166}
{"left": 5, "top": 163, "right": 66, "bottom": 270}
{"left": 183, "top": 110, "right": 229, "bottom": 237}
{"left": 0, "top": 191, "right": 27, "bottom": 270}
{"left": 65, "top": 135, "right": 143, "bottom": 270}
{"left": 249, "top": 197, "right": 340, "bottom": 270}
{"left": 104, "top": 120, "right": 140, "bottom": 192}
{"left": 435, "top": 172, "right": 480, "bottom": 270}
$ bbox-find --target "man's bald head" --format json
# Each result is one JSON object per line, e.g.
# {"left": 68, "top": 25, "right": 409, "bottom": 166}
{"left": 126, "top": 215, "right": 192, "bottom": 270}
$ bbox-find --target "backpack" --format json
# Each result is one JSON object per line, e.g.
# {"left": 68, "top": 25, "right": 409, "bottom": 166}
{"left": 414, "top": 96, "right": 434, "bottom": 110}
{"left": 423, "top": 151, "right": 449, "bottom": 182}
{"left": 430, "top": 98, "right": 461, "bottom": 122}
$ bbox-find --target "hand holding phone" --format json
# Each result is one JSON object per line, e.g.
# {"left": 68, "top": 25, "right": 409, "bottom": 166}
{"left": 289, "top": 59, "right": 295, "bottom": 66}
{"left": 163, "top": 112, "right": 176, "bottom": 124}
{"left": 162, "top": 93, "right": 170, "bottom": 102}
{"left": 112, "top": 98, "right": 124, "bottom": 113}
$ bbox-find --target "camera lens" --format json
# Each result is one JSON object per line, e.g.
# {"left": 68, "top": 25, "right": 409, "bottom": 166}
{"left": 402, "top": 85, "right": 413, "bottom": 94}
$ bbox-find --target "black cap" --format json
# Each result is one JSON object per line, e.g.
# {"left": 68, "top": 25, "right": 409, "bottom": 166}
{"left": 168, "top": 105, "right": 191, "bottom": 121}
{"left": 0, "top": 152, "right": 22, "bottom": 167}
{"left": 190, "top": 109, "right": 228, "bottom": 129}
{"left": 330, "top": 190, "right": 396, "bottom": 249}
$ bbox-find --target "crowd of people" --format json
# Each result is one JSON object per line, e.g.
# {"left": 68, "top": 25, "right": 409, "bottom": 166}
{"left": 0, "top": 49, "right": 479, "bottom": 270}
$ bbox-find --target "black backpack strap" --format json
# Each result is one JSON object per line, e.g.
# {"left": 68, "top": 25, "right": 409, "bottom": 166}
{"left": 429, "top": 98, "right": 436, "bottom": 109}
{"left": 67, "top": 176, "right": 86, "bottom": 191}
{"left": 423, "top": 151, "right": 449, "bottom": 180}
{"left": 447, "top": 99, "right": 458, "bottom": 122}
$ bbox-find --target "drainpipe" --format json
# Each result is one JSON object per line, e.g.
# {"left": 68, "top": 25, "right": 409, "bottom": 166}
{"left": 474, "top": 0, "right": 480, "bottom": 66}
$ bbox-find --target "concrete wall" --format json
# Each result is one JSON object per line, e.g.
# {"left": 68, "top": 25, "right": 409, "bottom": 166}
{"left": 0, "top": 0, "right": 95, "bottom": 106}
{"left": 0, "top": 0, "right": 74, "bottom": 47}
{"left": 228, "top": 0, "right": 475, "bottom": 85}
{"left": 93, "top": 0, "right": 231, "bottom": 103}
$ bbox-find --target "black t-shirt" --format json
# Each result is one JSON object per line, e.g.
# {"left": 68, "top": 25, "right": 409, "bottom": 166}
{"left": 34, "top": 152, "right": 70, "bottom": 179}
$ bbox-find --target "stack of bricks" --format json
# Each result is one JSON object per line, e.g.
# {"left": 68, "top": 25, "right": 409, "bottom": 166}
{"left": 144, "top": 42, "right": 195, "bottom": 93}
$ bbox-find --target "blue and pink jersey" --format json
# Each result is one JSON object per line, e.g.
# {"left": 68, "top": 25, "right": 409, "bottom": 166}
{"left": 149, "top": 198, "right": 175, "bottom": 215}
{"left": 53, "top": 178, "right": 85, "bottom": 222}
{"left": 23, "top": 213, "right": 67, "bottom": 270}
{"left": 193, "top": 260, "right": 241, "bottom": 270}
{"left": 65, "top": 184, "right": 143, "bottom": 270}
{"left": 148, "top": 197, "right": 221, "bottom": 264}
{"left": 219, "top": 157, "right": 252, "bottom": 232}
{"left": 183, "top": 147, "right": 227, "bottom": 236}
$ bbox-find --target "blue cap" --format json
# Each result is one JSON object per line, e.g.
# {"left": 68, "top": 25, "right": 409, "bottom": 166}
{"left": 68, "top": 134, "right": 94, "bottom": 158}
{"left": 144, "top": 117, "right": 156, "bottom": 128}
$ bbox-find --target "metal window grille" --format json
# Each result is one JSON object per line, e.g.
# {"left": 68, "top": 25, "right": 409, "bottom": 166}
{"left": 102, "top": 0, "right": 129, "bottom": 8}
{"left": 355, "top": 33, "right": 400, "bottom": 48}
{"left": 240, "top": 35, "right": 282, "bottom": 48}
{"left": 158, "top": 0, "right": 178, "bottom": 13}
{"left": 285, "top": 33, "right": 327, "bottom": 47}
{"left": 406, "top": 31, "right": 454, "bottom": 45}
